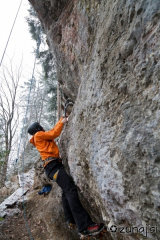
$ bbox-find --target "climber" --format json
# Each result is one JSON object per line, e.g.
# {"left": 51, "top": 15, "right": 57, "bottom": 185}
{"left": 27, "top": 117, "right": 104, "bottom": 238}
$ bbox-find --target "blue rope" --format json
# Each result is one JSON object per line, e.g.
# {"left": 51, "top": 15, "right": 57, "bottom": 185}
{"left": 0, "top": 0, "right": 23, "bottom": 67}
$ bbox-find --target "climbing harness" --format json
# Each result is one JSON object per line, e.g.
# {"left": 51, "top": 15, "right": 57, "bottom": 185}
{"left": 43, "top": 157, "right": 62, "bottom": 168}
{"left": 64, "top": 98, "right": 74, "bottom": 117}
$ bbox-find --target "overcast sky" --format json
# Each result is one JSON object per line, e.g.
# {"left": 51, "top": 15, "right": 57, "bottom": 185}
{"left": 0, "top": 0, "right": 36, "bottom": 77}
{"left": 0, "top": 0, "right": 41, "bottom": 164}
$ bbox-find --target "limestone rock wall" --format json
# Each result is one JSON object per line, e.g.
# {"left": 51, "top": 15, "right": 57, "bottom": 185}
{"left": 29, "top": 0, "right": 160, "bottom": 239}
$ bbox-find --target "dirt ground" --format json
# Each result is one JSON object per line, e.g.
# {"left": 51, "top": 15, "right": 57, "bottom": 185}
{"left": 0, "top": 190, "right": 111, "bottom": 240}
{"left": 0, "top": 190, "right": 78, "bottom": 240}
{"left": 0, "top": 214, "right": 111, "bottom": 240}
{"left": 0, "top": 209, "right": 49, "bottom": 240}
{"left": 0, "top": 190, "right": 51, "bottom": 240}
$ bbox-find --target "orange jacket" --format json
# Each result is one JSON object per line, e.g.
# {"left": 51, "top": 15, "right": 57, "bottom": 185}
{"left": 30, "top": 118, "right": 64, "bottom": 167}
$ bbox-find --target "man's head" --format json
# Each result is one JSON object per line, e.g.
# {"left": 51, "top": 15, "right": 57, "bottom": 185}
{"left": 28, "top": 122, "right": 44, "bottom": 135}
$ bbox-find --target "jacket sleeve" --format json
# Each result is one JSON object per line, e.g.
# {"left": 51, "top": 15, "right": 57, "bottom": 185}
{"left": 37, "top": 118, "right": 64, "bottom": 140}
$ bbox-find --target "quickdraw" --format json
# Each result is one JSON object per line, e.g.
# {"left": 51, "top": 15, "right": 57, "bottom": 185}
{"left": 64, "top": 98, "right": 73, "bottom": 117}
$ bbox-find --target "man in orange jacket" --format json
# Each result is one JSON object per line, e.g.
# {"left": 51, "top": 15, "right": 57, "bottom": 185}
{"left": 28, "top": 117, "right": 104, "bottom": 237}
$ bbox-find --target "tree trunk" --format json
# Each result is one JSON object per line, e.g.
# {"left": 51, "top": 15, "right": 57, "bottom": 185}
{"left": 0, "top": 154, "right": 9, "bottom": 189}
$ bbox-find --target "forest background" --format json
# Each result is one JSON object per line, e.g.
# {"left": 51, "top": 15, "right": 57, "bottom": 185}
{"left": 0, "top": 4, "right": 57, "bottom": 190}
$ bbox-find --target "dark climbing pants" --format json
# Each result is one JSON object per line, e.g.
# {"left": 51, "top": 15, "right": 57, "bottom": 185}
{"left": 44, "top": 160, "right": 93, "bottom": 232}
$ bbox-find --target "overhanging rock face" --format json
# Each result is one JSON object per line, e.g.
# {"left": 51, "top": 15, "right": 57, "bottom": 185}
{"left": 29, "top": 0, "right": 160, "bottom": 239}
{"left": 29, "top": 0, "right": 97, "bottom": 101}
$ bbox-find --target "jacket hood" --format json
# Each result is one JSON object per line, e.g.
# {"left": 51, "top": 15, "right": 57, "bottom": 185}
{"left": 30, "top": 135, "right": 36, "bottom": 146}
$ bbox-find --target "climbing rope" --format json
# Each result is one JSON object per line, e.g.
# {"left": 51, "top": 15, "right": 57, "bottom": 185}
{"left": 16, "top": 25, "right": 41, "bottom": 165}
{"left": 15, "top": 25, "right": 41, "bottom": 240}
{"left": 0, "top": 0, "right": 23, "bottom": 67}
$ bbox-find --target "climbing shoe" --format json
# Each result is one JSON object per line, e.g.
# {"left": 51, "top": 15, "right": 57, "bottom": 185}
{"left": 79, "top": 223, "right": 104, "bottom": 236}
{"left": 38, "top": 185, "right": 52, "bottom": 197}
{"left": 66, "top": 220, "right": 77, "bottom": 230}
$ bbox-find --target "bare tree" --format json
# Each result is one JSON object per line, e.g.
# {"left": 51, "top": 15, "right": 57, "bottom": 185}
{"left": 0, "top": 59, "right": 22, "bottom": 188}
